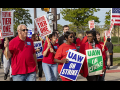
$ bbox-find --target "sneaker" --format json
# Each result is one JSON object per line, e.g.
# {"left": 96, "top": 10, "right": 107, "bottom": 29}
{"left": 4, "top": 74, "right": 8, "bottom": 80}
{"left": 10, "top": 77, "right": 13, "bottom": 81}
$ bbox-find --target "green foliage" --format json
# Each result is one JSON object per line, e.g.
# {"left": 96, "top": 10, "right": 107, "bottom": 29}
{"left": 2, "top": 8, "right": 32, "bottom": 31}
{"left": 57, "top": 24, "right": 63, "bottom": 35}
{"left": 104, "top": 10, "right": 111, "bottom": 25}
{"left": 60, "top": 8, "right": 100, "bottom": 27}
{"left": 113, "top": 58, "right": 120, "bottom": 66}
{"left": 113, "top": 46, "right": 120, "bottom": 53}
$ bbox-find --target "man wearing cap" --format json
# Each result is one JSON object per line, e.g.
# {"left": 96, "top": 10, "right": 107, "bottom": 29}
{"left": 106, "top": 38, "right": 113, "bottom": 67}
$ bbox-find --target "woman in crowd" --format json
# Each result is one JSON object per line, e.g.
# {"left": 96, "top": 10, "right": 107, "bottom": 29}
{"left": 54, "top": 31, "right": 77, "bottom": 81}
{"left": 79, "top": 30, "right": 106, "bottom": 81}
{"left": 32, "top": 34, "right": 44, "bottom": 81}
{"left": 42, "top": 32, "right": 59, "bottom": 81}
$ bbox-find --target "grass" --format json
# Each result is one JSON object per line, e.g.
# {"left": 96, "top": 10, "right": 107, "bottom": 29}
{"left": 113, "top": 46, "right": 120, "bottom": 53}
{"left": 101, "top": 37, "right": 120, "bottom": 53}
{"left": 113, "top": 58, "right": 120, "bottom": 66}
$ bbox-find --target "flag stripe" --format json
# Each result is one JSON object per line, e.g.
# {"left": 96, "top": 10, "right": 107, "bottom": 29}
{"left": 112, "top": 8, "right": 120, "bottom": 26}
{"left": 112, "top": 15, "right": 120, "bottom": 17}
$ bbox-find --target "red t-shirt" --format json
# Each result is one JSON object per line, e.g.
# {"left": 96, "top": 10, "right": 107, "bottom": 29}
{"left": 9, "top": 36, "right": 36, "bottom": 75}
{"left": 76, "top": 38, "right": 81, "bottom": 47}
{"left": 54, "top": 43, "right": 77, "bottom": 81}
{"left": 79, "top": 42, "right": 106, "bottom": 78}
{"left": 42, "top": 40, "right": 59, "bottom": 64}
{"left": 37, "top": 40, "right": 44, "bottom": 62}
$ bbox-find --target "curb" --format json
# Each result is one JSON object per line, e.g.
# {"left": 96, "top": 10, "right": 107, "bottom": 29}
{"left": 106, "top": 69, "right": 120, "bottom": 73}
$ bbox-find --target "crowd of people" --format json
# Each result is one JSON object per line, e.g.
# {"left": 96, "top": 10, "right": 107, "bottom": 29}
{"left": 0, "top": 24, "right": 113, "bottom": 81}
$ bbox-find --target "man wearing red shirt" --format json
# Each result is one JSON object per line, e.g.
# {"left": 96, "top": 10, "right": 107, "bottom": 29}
{"left": 96, "top": 31, "right": 110, "bottom": 81}
{"left": 4, "top": 24, "right": 38, "bottom": 81}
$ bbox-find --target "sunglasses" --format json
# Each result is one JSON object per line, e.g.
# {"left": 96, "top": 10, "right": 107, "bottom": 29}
{"left": 21, "top": 29, "right": 28, "bottom": 32}
{"left": 69, "top": 36, "right": 74, "bottom": 38}
{"left": 87, "top": 36, "right": 93, "bottom": 38}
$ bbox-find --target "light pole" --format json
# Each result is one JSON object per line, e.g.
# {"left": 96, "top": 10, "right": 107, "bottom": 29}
{"left": 34, "top": 8, "right": 37, "bottom": 33}
{"left": 51, "top": 8, "right": 57, "bottom": 31}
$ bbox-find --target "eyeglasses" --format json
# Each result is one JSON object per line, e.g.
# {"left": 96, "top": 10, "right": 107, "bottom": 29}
{"left": 21, "top": 29, "right": 28, "bottom": 32}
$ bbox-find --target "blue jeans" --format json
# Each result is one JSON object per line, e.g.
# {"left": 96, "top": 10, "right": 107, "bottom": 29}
{"left": 42, "top": 62, "right": 58, "bottom": 81}
{"left": 12, "top": 72, "right": 36, "bottom": 81}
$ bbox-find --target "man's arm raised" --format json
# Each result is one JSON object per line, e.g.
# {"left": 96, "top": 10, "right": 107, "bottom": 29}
{"left": 4, "top": 40, "right": 12, "bottom": 60}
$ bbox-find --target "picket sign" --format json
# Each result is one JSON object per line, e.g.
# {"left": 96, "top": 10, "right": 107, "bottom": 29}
{"left": 27, "top": 29, "right": 33, "bottom": 39}
{"left": 34, "top": 41, "right": 43, "bottom": 59}
{"left": 34, "top": 15, "right": 52, "bottom": 37}
{"left": 1, "top": 10, "right": 14, "bottom": 60}
{"left": 102, "top": 19, "right": 115, "bottom": 50}
{"left": 34, "top": 15, "right": 52, "bottom": 44}
{"left": 0, "top": 8, "right": 2, "bottom": 39}
{"left": 88, "top": 20, "right": 95, "bottom": 30}
{"left": 60, "top": 49, "right": 85, "bottom": 81}
{"left": 86, "top": 49, "right": 103, "bottom": 76}
{"left": 1, "top": 11, "right": 14, "bottom": 38}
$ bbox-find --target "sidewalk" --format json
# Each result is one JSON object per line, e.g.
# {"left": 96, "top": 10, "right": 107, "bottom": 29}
{"left": 0, "top": 65, "right": 120, "bottom": 81}
{"left": 113, "top": 53, "right": 120, "bottom": 58}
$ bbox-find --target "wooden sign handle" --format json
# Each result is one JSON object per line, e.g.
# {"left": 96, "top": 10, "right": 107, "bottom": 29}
{"left": 102, "top": 37, "right": 107, "bottom": 51}
{"left": 45, "top": 36, "right": 52, "bottom": 49}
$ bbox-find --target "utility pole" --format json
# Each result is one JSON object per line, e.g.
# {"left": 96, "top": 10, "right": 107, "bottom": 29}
{"left": 51, "top": 8, "right": 57, "bottom": 31}
{"left": 34, "top": 8, "right": 37, "bottom": 34}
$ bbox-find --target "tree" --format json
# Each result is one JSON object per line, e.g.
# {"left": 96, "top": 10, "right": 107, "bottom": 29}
{"left": 104, "top": 10, "right": 111, "bottom": 25}
{"left": 2, "top": 8, "right": 32, "bottom": 31}
{"left": 57, "top": 24, "right": 63, "bottom": 36}
{"left": 60, "top": 8, "right": 100, "bottom": 32}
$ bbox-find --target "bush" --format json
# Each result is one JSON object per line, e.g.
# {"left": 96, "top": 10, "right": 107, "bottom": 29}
{"left": 101, "top": 37, "right": 120, "bottom": 44}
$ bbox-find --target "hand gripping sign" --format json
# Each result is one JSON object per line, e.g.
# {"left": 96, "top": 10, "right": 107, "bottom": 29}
{"left": 86, "top": 49, "right": 103, "bottom": 76}
{"left": 34, "top": 41, "right": 43, "bottom": 59}
{"left": 34, "top": 15, "right": 52, "bottom": 37}
{"left": 60, "top": 49, "right": 85, "bottom": 81}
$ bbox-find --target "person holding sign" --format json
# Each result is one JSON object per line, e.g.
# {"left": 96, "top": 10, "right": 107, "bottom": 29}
{"left": 79, "top": 30, "right": 105, "bottom": 81}
{"left": 4, "top": 24, "right": 38, "bottom": 81}
{"left": 32, "top": 34, "right": 44, "bottom": 81}
{"left": 42, "top": 32, "right": 59, "bottom": 81}
{"left": 54, "top": 31, "right": 77, "bottom": 81}
{"left": 96, "top": 31, "right": 110, "bottom": 81}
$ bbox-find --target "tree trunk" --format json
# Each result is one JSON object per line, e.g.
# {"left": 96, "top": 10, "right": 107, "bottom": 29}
{"left": 114, "top": 26, "right": 116, "bottom": 37}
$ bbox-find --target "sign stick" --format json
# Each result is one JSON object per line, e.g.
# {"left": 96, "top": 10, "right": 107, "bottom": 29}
{"left": 45, "top": 36, "right": 52, "bottom": 49}
{"left": 102, "top": 37, "right": 107, "bottom": 51}
{"left": 46, "top": 36, "right": 49, "bottom": 44}
{"left": 39, "top": 36, "right": 43, "bottom": 41}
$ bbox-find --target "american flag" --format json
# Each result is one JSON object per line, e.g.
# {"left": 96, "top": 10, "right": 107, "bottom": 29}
{"left": 111, "top": 8, "right": 120, "bottom": 26}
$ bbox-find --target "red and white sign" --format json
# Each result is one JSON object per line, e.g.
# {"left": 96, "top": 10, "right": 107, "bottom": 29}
{"left": 1, "top": 11, "right": 14, "bottom": 38}
{"left": 0, "top": 8, "right": 3, "bottom": 39}
{"left": 88, "top": 20, "right": 95, "bottom": 30}
{"left": 34, "top": 15, "right": 52, "bottom": 37}
{"left": 105, "top": 19, "right": 115, "bottom": 39}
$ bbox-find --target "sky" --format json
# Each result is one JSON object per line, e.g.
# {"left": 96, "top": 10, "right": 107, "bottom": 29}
{"left": 25, "top": 8, "right": 111, "bottom": 29}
